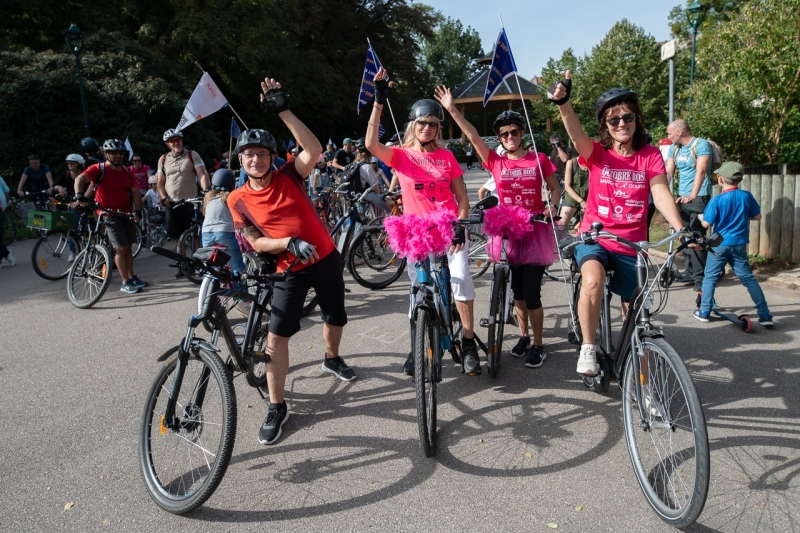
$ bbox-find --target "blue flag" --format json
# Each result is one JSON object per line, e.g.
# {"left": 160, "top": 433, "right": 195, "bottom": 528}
{"left": 357, "top": 41, "right": 386, "bottom": 114}
{"left": 483, "top": 28, "right": 518, "bottom": 107}
{"left": 378, "top": 123, "right": 385, "bottom": 138}
{"left": 287, "top": 139, "right": 296, "bottom": 149}
{"left": 230, "top": 117, "right": 241, "bottom": 139}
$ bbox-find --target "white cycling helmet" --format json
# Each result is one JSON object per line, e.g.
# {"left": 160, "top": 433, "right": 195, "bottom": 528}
{"left": 65, "top": 153, "right": 86, "bottom": 166}
{"left": 148, "top": 175, "right": 158, "bottom": 185}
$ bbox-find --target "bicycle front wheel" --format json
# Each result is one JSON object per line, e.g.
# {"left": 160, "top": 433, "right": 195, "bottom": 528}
{"left": 178, "top": 228, "right": 203, "bottom": 284}
{"left": 139, "top": 348, "right": 236, "bottom": 514}
{"left": 621, "top": 337, "right": 709, "bottom": 528}
{"left": 486, "top": 268, "right": 506, "bottom": 378}
{"left": 132, "top": 222, "right": 144, "bottom": 258}
{"left": 414, "top": 308, "right": 438, "bottom": 458}
{"left": 67, "top": 244, "right": 112, "bottom": 308}
{"left": 31, "top": 231, "right": 79, "bottom": 280}
{"left": 348, "top": 226, "right": 406, "bottom": 289}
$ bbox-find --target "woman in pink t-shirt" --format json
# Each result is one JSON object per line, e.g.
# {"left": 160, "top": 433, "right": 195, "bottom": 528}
{"left": 550, "top": 72, "right": 685, "bottom": 377}
{"left": 436, "top": 87, "right": 562, "bottom": 370}
{"left": 366, "top": 67, "right": 481, "bottom": 377}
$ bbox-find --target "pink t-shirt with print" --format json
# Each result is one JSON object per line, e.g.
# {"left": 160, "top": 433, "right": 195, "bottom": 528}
{"left": 391, "top": 147, "right": 461, "bottom": 216}
{"left": 579, "top": 140, "right": 666, "bottom": 256}
{"left": 484, "top": 150, "right": 556, "bottom": 213}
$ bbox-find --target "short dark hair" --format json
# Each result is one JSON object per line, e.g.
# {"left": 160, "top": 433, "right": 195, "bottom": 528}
{"left": 598, "top": 98, "right": 648, "bottom": 151}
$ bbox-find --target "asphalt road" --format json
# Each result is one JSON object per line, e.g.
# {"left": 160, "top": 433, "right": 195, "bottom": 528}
{"left": 2, "top": 167, "right": 799, "bottom": 532}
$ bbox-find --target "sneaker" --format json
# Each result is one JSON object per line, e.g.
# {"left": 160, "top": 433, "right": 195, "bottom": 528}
{"left": 3, "top": 253, "right": 16, "bottom": 267}
{"left": 258, "top": 402, "right": 289, "bottom": 445}
{"left": 675, "top": 274, "right": 693, "bottom": 284}
{"left": 693, "top": 310, "right": 710, "bottom": 323}
{"left": 511, "top": 336, "right": 531, "bottom": 358}
{"left": 67, "top": 252, "right": 75, "bottom": 263}
{"left": 403, "top": 353, "right": 413, "bottom": 376}
{"left": 524, "top": 346, "right": 547, "bottom": 368}
{"left": 129, "top": 275, "right": 148, "bottom": 288}
{"left": 322, "top": 356, "right": 356, "bottom": 381}
{"left": 758, "top": 315, "right": 774, "bottom": 327}
{"left": 576, "top": 344, "right": 598, "bottom": 376}
{"left": 462, "top": 336, "right": 481, "bottom": 376}
{"left": 120, "top": 281, "right": 141, "bottom": 294}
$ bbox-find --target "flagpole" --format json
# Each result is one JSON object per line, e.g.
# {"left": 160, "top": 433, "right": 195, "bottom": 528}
{"left": 194, "top": 61, "right": 250, "bottom": 130}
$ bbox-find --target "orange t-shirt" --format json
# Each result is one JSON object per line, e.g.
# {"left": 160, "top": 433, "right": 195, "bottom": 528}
{"left": 228, "top": 162, "right": 334, "bottom": 272}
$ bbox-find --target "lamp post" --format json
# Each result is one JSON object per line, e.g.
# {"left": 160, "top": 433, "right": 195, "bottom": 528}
{"left": 65, "top": 23, "right": 91, "bottom": 137}
{"left": 687, "top": 1, "right": 707, "bottom": 87}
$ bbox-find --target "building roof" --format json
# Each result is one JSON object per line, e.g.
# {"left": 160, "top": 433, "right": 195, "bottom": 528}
{"left": 452, "top": 66, "right": 543, "bottom": 104}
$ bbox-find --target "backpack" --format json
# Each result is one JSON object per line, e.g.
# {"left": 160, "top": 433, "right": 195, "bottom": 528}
{"left": 93, "top": 162, "right": 132, "bottom": 188}
{"left": 343, "top": 160, "right": 366, "bottom": 194}
{"left": 687, "top": 137, "right": 723, "bottom": 174}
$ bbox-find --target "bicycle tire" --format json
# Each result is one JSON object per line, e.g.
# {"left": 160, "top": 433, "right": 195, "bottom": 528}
{"left": 468, "top": 231, "right": 491, "bottom": 279}
{"left": 486, "top": 268, "right": 506, "bottom": 378}
{"left": 67, "top": 244, "right": 112, "bottom": 308}
{"left": 178, "top": 228, "right": 203, "bottom": 284}
{"left": 621, "top": 337, "right": 709, "bottom": 528}
{"left": 3, "top": 215, "right": 16, "bottom": 245}
{"left": 544, "top": 258, "right": 571, "bottom": 282}
{"left": 348, "top": 226, "right": 406, "bottom": 290}
{"left": 139, "top": 348, "right": 237, "bottom": 514}
{"left": 132, "top": 222, "right": 144, "bottom": 259}
{"left": 31, "top": 231, "right": 79, "bottom": 281}
{"left": 414, "top": 308, "right": 437, "bottom": 458}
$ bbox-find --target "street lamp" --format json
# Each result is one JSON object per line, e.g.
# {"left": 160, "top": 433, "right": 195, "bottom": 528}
{"left": 687, "top": 0, "right": 707, "bottom": 87}
{"left": 65, "top": 23, "right": 91, "bottom": 137}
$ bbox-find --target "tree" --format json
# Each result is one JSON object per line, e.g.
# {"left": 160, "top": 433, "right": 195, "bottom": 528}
{"left": 668, "top": 0, "right": 742, "bottom": 41}
{"left": 417, "top": 16, "right": 484, "bottom": 93}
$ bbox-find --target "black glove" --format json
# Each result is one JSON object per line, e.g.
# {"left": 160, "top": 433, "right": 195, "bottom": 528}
{"left": 374, "top": 78, "right": 391, "bottom": 105}
{"left": 261, "top": 87, "right": 290, "bottom": 114}
{"left": 74, "top": 193, "right": 88, "bottom": 203}
{"left": 451, "top": 226, "right": 466, "bottom": 246}
{"left": 548, "top": 78, "right": 572, "bottom": 106}
{"left": 287, "top": 236, "right": 315, "bottom": 260}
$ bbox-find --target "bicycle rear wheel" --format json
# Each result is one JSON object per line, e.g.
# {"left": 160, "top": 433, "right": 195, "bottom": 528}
{"left": 414, "top": 308, "right": 438, "bottom": 458}
{"left": 178, "top": 228, "right": 203, "bottom": 284}
{"left": 67, "top": 244, "right": 112, "bottom": 308}
{"left": 132, "top": 222, "right": 144, "bottom": 258}
{"left": 139, "top": 348, "right": 236, "bottom": 514}
{"left": 621, "top": 337, "right": 709, "bottom": 528}
{"left": 486, "top": 268, "right": 506, "bottom": 378}
{"left": 468, "top": 231, "right": 490, "bottom": 279}
{"left": 31, "top": 231, "right": 79, "bottom": 280}
{"left": 348, "top": 226, "right": 406, "bottom": 289}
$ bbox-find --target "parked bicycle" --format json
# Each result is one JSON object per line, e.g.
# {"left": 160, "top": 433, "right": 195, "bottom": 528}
{"left": 172, "top": 196, "right": 205, "bottom": 284}
{"left": 28, "top": 194, "right": 83, "bottom": 281}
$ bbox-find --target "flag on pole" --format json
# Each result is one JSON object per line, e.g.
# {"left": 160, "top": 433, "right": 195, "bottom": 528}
{"left": 378, "top": 122, "right": 385, "bottom": 139}
{"left": 483, "top": 28, "right": 518, "bottom": 107}
{"left": 177, "top": 72, "right": 229, "bottom": 130}
{"left": 124, "top": 137, "right": 133, "bottom": 161}
{"left": 357, "top": 41, "right": 386, "bottom": 114}
{"left": 230, "top": 117, "right": 241, "bottom": 139}
{"left": 287, "top": 139, "right": 296, "bottom": 149}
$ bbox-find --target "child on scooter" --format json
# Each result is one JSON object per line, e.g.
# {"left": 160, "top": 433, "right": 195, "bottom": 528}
{"left": 692, "top": 162, "right": 773, "bottom": 326}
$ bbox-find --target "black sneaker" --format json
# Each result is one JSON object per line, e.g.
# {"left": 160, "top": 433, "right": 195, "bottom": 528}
{"left": 258, "top": 402, "right": 289, "bottom": 445}
{"left": 322, "top": 356, "right": 357, "bottom": 381}
{"left": 511, "top": 336, "right": 531, "bottom": 358}
{"left": 758, "top": 314, "right": 774, "bottom": 327}
{"left": 462, "top": 337, "right": 481, "bottom": 376}
{"left": 524, "top": 346, "right": 547, "bottom": 368}
{"left": 130, "top": 275, "right": 148, "bottom": 288}
{"left": 403, "top": 353, "right": 413, "bottom": 376}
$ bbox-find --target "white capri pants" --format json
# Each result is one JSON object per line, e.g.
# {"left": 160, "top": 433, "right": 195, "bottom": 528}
{"left": 406, "top": 246, "right": 475, "bottom": 318}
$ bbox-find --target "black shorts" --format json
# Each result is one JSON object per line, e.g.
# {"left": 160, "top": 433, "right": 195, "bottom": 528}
{"left": 268, "top": 250, "right": 348, "bottom": 337}
{"left": 104, "top": 215, "right": 137, "bottom": 249}
{"left": 166, "top": 202, "right": 194, "bottom": 238}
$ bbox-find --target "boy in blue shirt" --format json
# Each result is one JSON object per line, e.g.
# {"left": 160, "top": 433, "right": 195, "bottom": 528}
{"left": 692, "top": 162, "right": 773, "bottom": 326}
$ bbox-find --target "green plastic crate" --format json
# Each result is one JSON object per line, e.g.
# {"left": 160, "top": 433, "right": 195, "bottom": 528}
{"left": 27, "top": 210, "right": 74, "bottom": 232}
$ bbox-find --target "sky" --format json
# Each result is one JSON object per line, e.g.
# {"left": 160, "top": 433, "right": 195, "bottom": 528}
{"left": 429, "top": 0, "right": 680, "bottom": 78}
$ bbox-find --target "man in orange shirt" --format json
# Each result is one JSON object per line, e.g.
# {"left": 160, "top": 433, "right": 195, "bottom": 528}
{"left": 228, "top": 77, "right": 356, "bottom": 446}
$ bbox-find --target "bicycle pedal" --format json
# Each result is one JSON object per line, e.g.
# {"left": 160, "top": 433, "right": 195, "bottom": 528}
{"left": 479, "top": 318, "right": 490, "bottom": 328}
{"left": 252, "top": 351, "right": 271, "bottom": 364}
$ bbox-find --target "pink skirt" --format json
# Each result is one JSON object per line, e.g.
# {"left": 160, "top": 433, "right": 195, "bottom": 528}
{"left": 486, "top": 222, "right": 557, "bottom": 266}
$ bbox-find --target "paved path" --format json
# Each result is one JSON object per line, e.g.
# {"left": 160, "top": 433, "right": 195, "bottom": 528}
{"left": 1, "top": 192, "right": 799, "bottom": 532}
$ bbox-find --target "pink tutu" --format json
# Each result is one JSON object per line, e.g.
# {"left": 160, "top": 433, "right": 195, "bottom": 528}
{"left": 486, "top": 222, "right": 557, "bottom": 266}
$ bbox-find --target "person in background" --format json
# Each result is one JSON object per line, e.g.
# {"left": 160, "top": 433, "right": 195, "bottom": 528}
{"left": 17, "top": 155, "right": 53, "bottom": 197}
{"left": 128, "top": 154, "right": 151, "bottom": 194}
{"left": 559, "top": 155, "right": 589, "bottom": 231}
{"left": 464, "top": 142, "right": 475, "bottom": 170}
{"left": 0, "top": 175, "right": 16, "bottom": 267}
{"left": 201, "top": 169, "right": 246, "bottom": 277}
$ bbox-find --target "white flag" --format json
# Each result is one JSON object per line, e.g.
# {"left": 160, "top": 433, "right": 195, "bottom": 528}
{"left": 176, "top": 72, "right": 229, "bottom": 131}
{"left": 124, "top": 137, "right": 133, "bottom": 161}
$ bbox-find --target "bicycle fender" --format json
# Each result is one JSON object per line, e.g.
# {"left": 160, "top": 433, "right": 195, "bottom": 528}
{"left": 640, "top": 327, "right": 665, "bottom": 340}
{"left": 191, "top": 339, "right": 220, "bottom": 353}
{"left": 156, "top": 345, "right": 179, "bottom": 362}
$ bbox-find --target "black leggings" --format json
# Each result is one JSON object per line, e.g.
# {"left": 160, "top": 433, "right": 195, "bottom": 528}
{"left": 510, "top": 264, "right": 546, "bottom": 310}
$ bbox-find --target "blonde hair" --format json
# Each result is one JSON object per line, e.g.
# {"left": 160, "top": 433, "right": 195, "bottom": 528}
{"left": 402, "top": 116, "right": 445, "bottom": 150}
{"left": 202, "top": 189, "right": 230, "bottom": 216}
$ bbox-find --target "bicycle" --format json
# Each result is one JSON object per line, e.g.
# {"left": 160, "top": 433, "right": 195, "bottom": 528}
{"left": 558, "top": 222, "right": 712, "bottom": 528}
{"left": 29, "top": 194, "right": 84, "bottom": 281}
{"left": 138, "top": 207, "right": 168, "bottom": 250}
{"left": 66, "top": 205, "right": 135, "bottom": 308}
{"left": 172, "top": 196, "right": 205, "bottom": 284}
{"left": 139, "top": 245, "right": 291, "bottom": 514}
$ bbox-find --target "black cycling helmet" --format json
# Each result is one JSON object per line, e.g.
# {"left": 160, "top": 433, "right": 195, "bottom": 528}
{"left": 354, "top": 137, "right": 367, "bottom": 152}
{"left": 211, "top": 169, "right": 236, "bottom": 191}
{"left": 492, "top": 110, "right": 526, "bottom": 134}
{"left": 595, "top": 88, "right": 638, "bottom": 123}
{"left": 103, "top": 139, "right": 127, "bottom": 152}
{"left": 163, "top": 128, "right": 183, "bottom": 142}
{"left": 80, "top": 137, "right": 99, "bottom": 154}
{"left": 235, "top": 129, "right": 277, "bottom": 153}
{"left": 408, "top": 99, "right": 444, "bottom": 122}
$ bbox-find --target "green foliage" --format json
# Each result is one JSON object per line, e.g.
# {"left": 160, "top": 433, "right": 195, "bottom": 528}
{"left": 418, "top": 15, "right": 484, "bottom": 93}
{"left": 668, "top": 0, "right": 742, "bottom": 40}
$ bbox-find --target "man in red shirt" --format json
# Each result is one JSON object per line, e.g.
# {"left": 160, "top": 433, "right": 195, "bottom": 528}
{"left": 75, "top": 139, "right": 147, "bottom": 294}
{"left": 228, "top": 77, "right": 355, "bottom": 446}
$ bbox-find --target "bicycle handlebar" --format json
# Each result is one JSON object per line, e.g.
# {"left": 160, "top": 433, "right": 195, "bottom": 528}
{"left": 557, "top": 222, "right": 711, "bottom": 256}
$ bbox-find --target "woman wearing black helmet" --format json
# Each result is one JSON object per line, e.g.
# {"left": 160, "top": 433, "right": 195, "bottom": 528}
{"left": 436, "top": 86, "right": 562, "bottom": 369}
{"left": 366, "top": 67, "right": 481, "bottom": 377}
{"left": 550, "top": 72, "right": 684, "bottom": 376}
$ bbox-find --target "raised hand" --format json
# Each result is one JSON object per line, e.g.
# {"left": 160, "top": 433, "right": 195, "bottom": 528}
{"left": 260, "top": 77, "right": 290, "bottom": 114}
{"left": 373, "top": 67, "right": 393, "bottom": 105}
{"left": 549, "top": 70, "right": 572, "bottom": 106}
{"left": 433, "top": 85, "right": 453, "bottom": 110}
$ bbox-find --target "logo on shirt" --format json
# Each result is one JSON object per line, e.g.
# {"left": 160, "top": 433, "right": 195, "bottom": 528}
{"left": 625, "top": 199, "right": 645, "bottom": 208}
{"left": 601, "top": 166, "right": 646, "bottom": 182}
{"left": 613, "top": 189, "right": 629, "bottom": 199}
{"left": 415, "top": 184, "right": 424, "bottom": 190}
{"left": 598, "top": 205, "right": 609, "bottom": 216}
{"left": 501, "top": 167, "right": 539, "bottom": 178}
{"left": 511, "top": 182, "right": 523, "bottom": 189}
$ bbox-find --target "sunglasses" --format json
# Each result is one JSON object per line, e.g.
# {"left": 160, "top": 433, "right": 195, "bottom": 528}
{"left": 107, "top": 151, "right": 126, "bottom": 156}
{"left": 132, "top": 159, "right": 141, "bottom": 162}
{"left": 498, "top": 129, "right": 521, "bottom": 139}
{"left": 606, "top": 113, "right": 636, "bottom": 127}
{"left": 416, "top": 121, "right": 439, "bottom": 129}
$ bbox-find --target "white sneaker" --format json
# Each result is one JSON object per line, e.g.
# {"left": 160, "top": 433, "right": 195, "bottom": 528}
{"left": 576, "top": 344, "right": 599, "bottom": 376}
{"left": 67, "top": 252, "right": 75, "bottom": 263}
{"left": 3, "top": 253, "right": 16, "bottom": 267}
{"left": 641, "top": 384, "right": 665, "bottom": 419}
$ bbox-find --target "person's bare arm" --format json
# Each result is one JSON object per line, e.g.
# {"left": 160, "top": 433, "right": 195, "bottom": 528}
{"left": 280, "top": 111, "right": 322, "bottom": 179}
{"left": 551, "top": 71, "right": 593, "bottom": 161}
{"left": 564, "top": 160, "right": 583, "bottom": 205}
{"left": 16, "top": 173, "right": 27, "bottom": 196}
{"left": 543, "top": 172, "right": 562, "bottom": 216}
{"left": 435, "top": 85, "right": 491, "bottom": 165}
{"left": 365, "top": 67, "right": 397, "bottom": 166}
{"left": 750, "top": 213, "right": 762, "bottom": 221}
{"left": 196, "top": 163, "right": 211, "bottom": 192}
{"left": 240, "top": 226, "right": 291, "bottom": 255}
